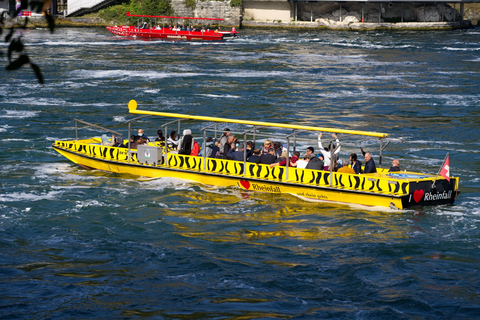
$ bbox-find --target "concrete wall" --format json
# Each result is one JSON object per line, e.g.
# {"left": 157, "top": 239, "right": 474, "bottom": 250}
{"left": 171, "top": 0, "right": 242, "bottom": 26}
{"left": 244, "top": 0, "right": 291, "bottom": 21}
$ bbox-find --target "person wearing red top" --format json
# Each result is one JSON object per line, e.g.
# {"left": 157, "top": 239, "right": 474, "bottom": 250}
{"left": 270, "top": 152, "right": 300, "bottom": 167}
{"left": 190, "top": 141, "right": 200, "bottom": 156}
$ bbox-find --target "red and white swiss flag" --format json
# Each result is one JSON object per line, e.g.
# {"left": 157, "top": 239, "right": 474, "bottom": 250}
{"left": 440, "top": 155, "right": 450, "bottom": 182}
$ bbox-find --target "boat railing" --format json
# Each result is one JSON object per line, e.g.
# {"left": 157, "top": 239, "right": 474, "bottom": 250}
{"left": 126, "top": 114, "right": 151, "bottom": 162}
{"left": 74, "top": 118, "right": 123, "bottom": 141}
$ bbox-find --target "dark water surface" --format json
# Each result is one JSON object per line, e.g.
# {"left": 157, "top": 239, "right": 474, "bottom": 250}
{"left": 1, "top": 27, "right": 480, "bottom": 319}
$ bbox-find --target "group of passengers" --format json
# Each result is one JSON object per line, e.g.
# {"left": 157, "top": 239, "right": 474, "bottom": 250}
{"left": 110, "top": 127, "right": 400, "bottom": 174}
{"left": 164, "top": 24, "right": 206, "bottom": 32}
{"left": 142, "top": 23, "right": 218, "bottom": 33}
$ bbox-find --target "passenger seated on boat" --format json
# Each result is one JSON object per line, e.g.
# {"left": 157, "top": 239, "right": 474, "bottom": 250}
{"left": 363, "top": 152, "right": 377, "bottom": 174}
{"left": 273, "top": 142, "right": 283, "bottom": 159}
{"left": 388, "top": 159, "right": 401, "bottom": 172}
{"left": 223, "top": 135, "right": 236, "bottom": 159}
{"left": 112, "top": 136, "right": 126, "bottom": 148}
{"left": 338, "top": 159, "right": 356, "bottom": 174}
{"left": 270, "top": 151, "right": 300, "bottom": 167}
{"left": 155, "top": 129, "right": 165, "bottom": 143}
{"left": 190, "top": 141, "right": 200, "bottom": 156}
{"left": 218, "top": 128, "right": 231, "bottom": 158}
{"left": 305, "top": 147, "right": 316, "bottom": 158}
{"left": 129, "top": 136, "right": 141, "bottom": 150}
{"left": 291, "top": 155, "right": 310, "bottom": 169}
{"left": 209, "top": 141, "right": 220, "bottom": 158}
{"left": 137, "top": 129, "right": 150, "bottom": 143}
{"left": 201, "top": 27, "right": 205, "bottom": 32}
{"left": 141, "top": 22, "right": 148, "bottom": 29}
{"left": 317, "top": 133, "right": 340, "bottom": 171}
{"left": 167, "top": 131, "right": 179, "bottom": 149}
{"left": 247, "top": 148, "right": 261, "bottom": 163}
{"left": 227, "top": 142, "right": 246, "bottom": 161}
{"left": 139, "top": 137, "right": 148, "bottom": 145}
{"left": 246, "top": 141, "right": 254, "bottom": 152}
{"left": 306, "top": 154, "right": 324, "bottom": 171}
{"left": 178, "top": 129, "right": 194, "bottom": 155}
{"left": 125, "top": 135, "right": 135, "bottom": 148}
{"left": 350, "top": 153, "right": 362, "bottom": 174}
{"left": 273, "top": 149, "right": 288, "bottom": 163}
{"left": 199, "top": 137, "right": 214, "bottom": 157}
{"left": 256, "top": 148, "right": 276, "bottom": 165}
{"left": 262, "top": 140, "right": 273, "bottom": 154}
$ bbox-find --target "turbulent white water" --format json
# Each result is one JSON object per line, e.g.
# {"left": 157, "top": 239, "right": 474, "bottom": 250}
{"left": 0, "top": 27, "right": 479, "bottom": 319}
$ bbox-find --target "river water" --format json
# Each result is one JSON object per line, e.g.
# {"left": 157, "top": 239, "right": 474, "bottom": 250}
{"left": 1, "top": 27, "right": 480, "bottom": 319}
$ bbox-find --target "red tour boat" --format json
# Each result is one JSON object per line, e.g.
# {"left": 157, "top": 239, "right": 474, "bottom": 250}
{"left": 106, "top": 12, "right": 239, "bottom": 41}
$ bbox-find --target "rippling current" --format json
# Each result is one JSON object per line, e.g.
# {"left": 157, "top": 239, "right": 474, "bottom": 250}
{"left": 1, "top": 27, "right": 480, "bottom": 319}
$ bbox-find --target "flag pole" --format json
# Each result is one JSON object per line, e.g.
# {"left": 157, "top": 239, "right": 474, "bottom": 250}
{"left": 432, "top": 152, "right": 449, "bottom": 188}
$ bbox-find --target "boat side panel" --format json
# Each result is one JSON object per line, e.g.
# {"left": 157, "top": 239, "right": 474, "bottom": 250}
{"left": 53, "top": 141, "right": 458, "bottom": 209}
{"left": 53, "top": 145, "right": 405, "bottom": 209}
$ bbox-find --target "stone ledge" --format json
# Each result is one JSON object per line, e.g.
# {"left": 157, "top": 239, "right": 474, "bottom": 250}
{"left": 242, "top": 19, "right": 472, "bottom": 30}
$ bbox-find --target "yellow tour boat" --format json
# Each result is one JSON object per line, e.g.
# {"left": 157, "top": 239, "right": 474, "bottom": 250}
{"left": 52, "top": 100, "right": 459, "bottom": 210}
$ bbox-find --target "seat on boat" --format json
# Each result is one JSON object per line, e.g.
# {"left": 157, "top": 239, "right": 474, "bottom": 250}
{"left": 178, "top": 129, "right": 193, "bottom": 155}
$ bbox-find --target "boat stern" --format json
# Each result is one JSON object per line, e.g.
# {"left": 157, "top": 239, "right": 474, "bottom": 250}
{"left": 403, "top": 177, "right": 460, "bottom": 208}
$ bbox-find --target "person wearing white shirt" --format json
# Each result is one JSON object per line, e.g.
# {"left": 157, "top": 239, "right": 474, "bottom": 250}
{"left": 317, "top": 133, "right": 340, "bottom": 171}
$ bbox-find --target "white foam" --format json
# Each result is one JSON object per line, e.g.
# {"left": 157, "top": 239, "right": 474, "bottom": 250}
{"left": 196, "top": 94, "right": 240, "bottom": 99}
{"left": 74, "top": 199, "right": 120, "bottom": 209}
{"left": 73, "top": 69, "right": 203, "bottom": 80}
{"left": 3, "top": 97, "right": 65, "bottom": 106}
{"left": 442, "top": 46, "right": 480, "bottom": 51}
{"left": 144, "top": 89, "right": 161, "bottom": 94}
{"left": 141, "top": 176, "right": 191, "bottom": 191}
{"left": 0, "top": 110, "right": 40, "bottom": 119}
{"left": 113, "top": 116, "right": 127, "bottom": 122}
{"left": 34, "top": 163, "right": 74, "bottom": 179}
{"left": 0, "top": 124, "right": 11, "bottom": 133}
{"left": 0, "top": 190, "right": 62, "bottom": 202}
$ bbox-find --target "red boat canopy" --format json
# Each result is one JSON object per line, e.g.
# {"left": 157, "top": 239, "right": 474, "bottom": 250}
{"left": 126, "top": 12, "right": 223, "bottom": 21}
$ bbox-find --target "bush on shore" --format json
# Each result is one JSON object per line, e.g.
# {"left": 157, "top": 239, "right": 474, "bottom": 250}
{"left": 98, "top": 0, "right": 174, "bottom": 24}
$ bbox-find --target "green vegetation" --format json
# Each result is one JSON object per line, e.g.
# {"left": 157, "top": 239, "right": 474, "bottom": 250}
{"left": 230, "top": 0, "right": 242, "bottom": 7}
{"left": 98, "top": 0, "right": 174, "bottom": 24}
{"left": 185, "top": 0, "right": 196, "bottom": 10}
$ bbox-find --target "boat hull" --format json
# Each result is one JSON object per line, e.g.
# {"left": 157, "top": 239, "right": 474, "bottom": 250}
{"left": 52, "top": 141, "right": 459, "bottom": 210}
{"left": 106, "top": 26, "right": 236, "bottom": 41}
